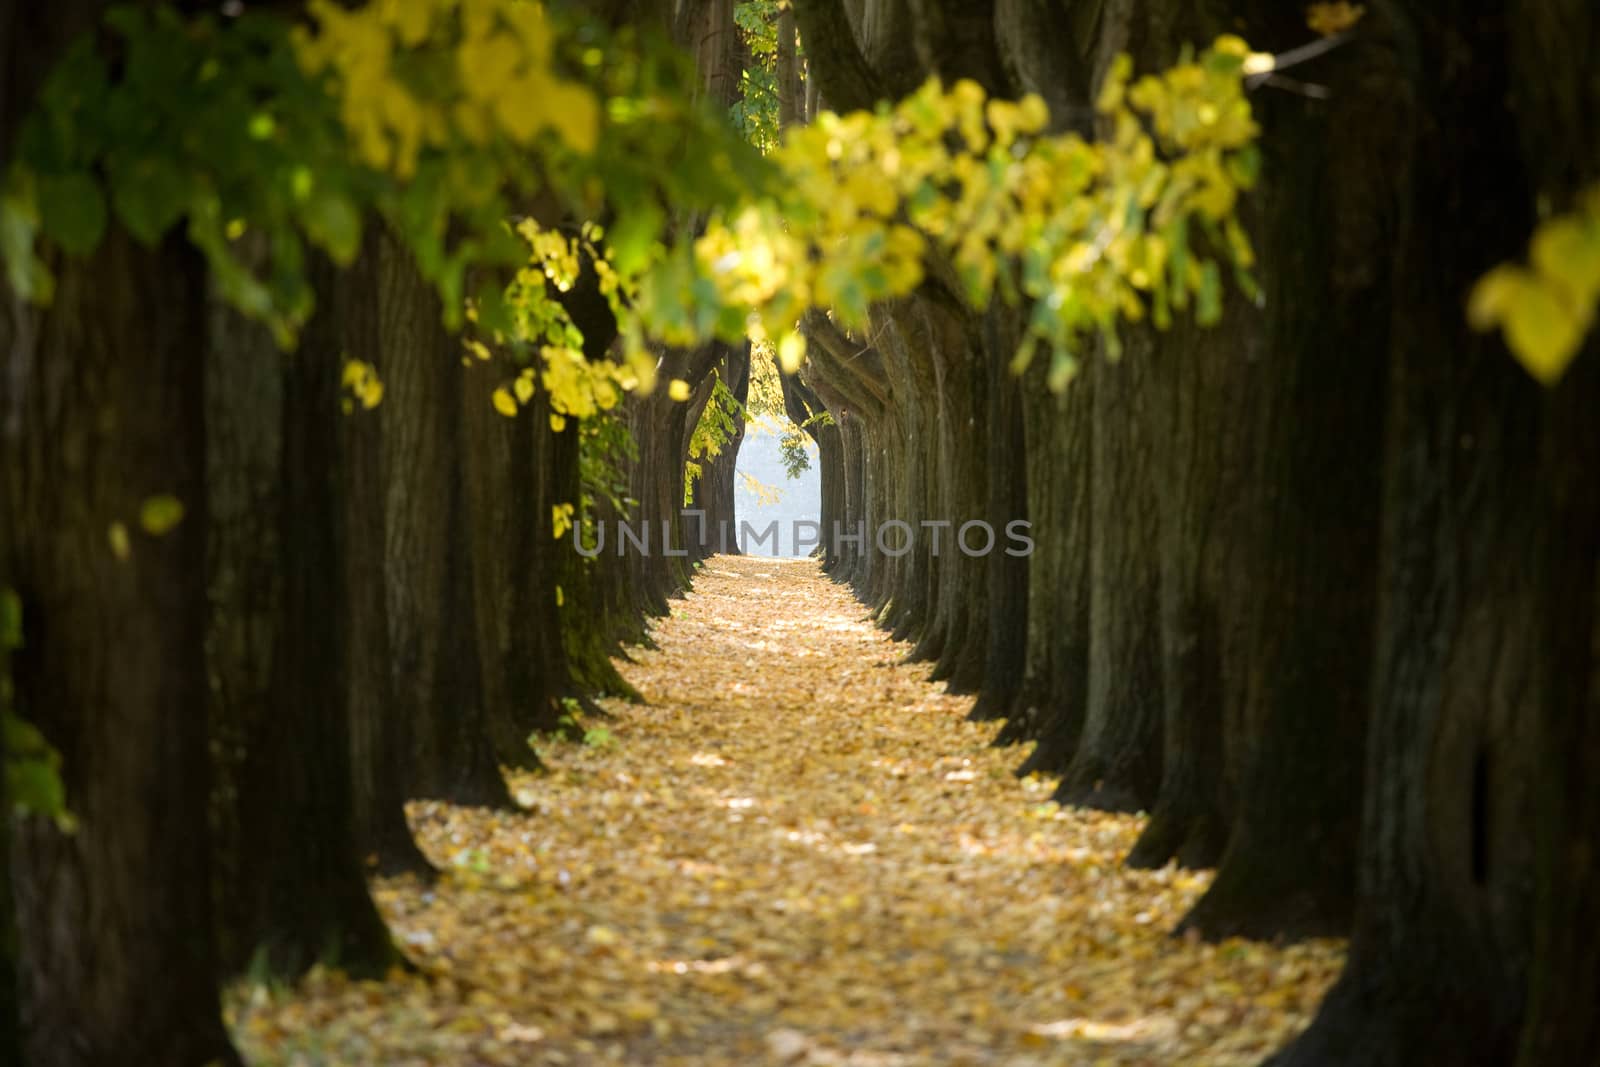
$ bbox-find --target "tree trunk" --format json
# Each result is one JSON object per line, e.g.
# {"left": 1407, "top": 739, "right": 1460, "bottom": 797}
{"left": 1125, "top": 308, "right": 1248, "bottom": 870}
{"left": 1004, "top": 360, "right": 1092, "bottom": 777}
{"left": 1168, "top": 2, "right": 1394, "bottom": 924}
{"left": 1515, "top": 347, "right": 1600, "bottom": 1067}
{"left": 1051, "top": 336, "right": 1163, "bottom": 813}
{"left": 204, "top": 238, "right": 287, "bottom": 970}
{"left": 1509, "top": 2, "right": 1600, "bottom": 1059}
{"left": 460, "top": 348, "right": 548, "bottom": 763}
{"left": 372, "top": 230, "right": 511, "bottom": 809}
{"left": 1269, "top": 3, "right": 1544, "bottom": 1060}
{"left": 336, "top": 233, "right": 435, "bottom": 876}
{"left": 777, "top": 5, "right": 802, "bottom": 128}
{"left": 2, "top": 224, "right": 240, "bottom": 1066}
{"left": 223, "top": 253, "right": 400, "bottom": 978}
{"left": 0, "top": 745, "right": 20, "bottom": 1064}
{"left": 969, "top": 306, "right": 1028, "bottom": 724}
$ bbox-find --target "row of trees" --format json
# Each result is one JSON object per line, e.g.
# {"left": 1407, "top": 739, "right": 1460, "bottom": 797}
{"left": 778, "top": 2, "right": 1599, "bottom": 1065}
{"left": 0, "top": 1, "right": 776, "bottom": 1063}
{"left": 1, "top": 1, "right": 1597, "bottom": 1065}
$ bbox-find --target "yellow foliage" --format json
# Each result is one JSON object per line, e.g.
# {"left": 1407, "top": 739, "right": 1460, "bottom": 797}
{"left": 1470, "top": 185, "right": 1600, "bottom": 385}
{"left": 689, "top": 37, "right": 1262, "bottom": 389}
{"left": 1306, "top": 2, "right": 1365, "bottom": 36}
{"left": 551, "top": 501, "right": 575, "bottom": 539}
{"left": 138, "top": 495, "right": 186, "bottom": 536}
{"left": 228, "top": 557, "right": 1345, "bottom": 1066}
{"left": 107, "top": 522, "right": 131, "bottom": 561}
{"left": 294, "top": 0, "right": 598, "bottom": 179}
{"left": 341, "top": 359, "right": 385, "bottom": 410}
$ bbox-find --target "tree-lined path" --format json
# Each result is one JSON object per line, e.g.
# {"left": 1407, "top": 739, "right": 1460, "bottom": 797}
{"left": 4, "top": 2, "right": 1600, "bottom": 1065}
{"left": 232, "top": 557, "right": 1341, "bottom": 1066}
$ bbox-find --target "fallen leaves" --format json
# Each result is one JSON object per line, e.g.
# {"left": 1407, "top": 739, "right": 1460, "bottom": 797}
{"left": 228, "top": 556, "right": 1344, "bottom": 1065}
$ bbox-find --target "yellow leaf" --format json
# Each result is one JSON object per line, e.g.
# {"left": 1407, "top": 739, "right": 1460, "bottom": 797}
{"left": 107, "top": 522, "right": 130, "bottom": 561}
{"left": 1504, "top": 281, "right": 1584, "bottom": 385}
{"left": 492, "top": 387, "right": 519, "bottom": 417}
{"left": 1531, "top": 216, "right": 1600, "bottom": 300}
{"left": 139, "top": 495, "right": 186, "bottom": 536}
{"left": 514, "top": 374, "right": 536, "bottom": 404}
{"left": 667, "top": 379, "right": 691, "bottom": 402}
{"left": 1306, "top": 2, "right": 1365, "bottom": 36}
{"left": 549, "top": 413, "right": 567, "bottom": 432}
{"left": 777, "top": 332, "right": 807, "bottom": 374}
{"left": 1467, "top": 264, "right": 1527, "bottom": 331}
{"left": 545, "top": 83, "right": 600, "bottom": 155}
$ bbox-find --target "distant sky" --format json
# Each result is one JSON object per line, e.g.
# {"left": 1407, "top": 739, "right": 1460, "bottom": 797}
{"left": 733, "top": 421, "right": 820, "bottom": 557}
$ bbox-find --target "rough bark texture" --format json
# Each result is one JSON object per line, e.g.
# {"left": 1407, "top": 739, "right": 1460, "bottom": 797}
{"left": 1, "top": 225, "right": 239, "bottom": 1065}
{"left": 1270, "top": 3, "right": 1544, "bottom": 1060}
{"left": 336, "top": 233, "right": 436, "bottom": 876}
{"left": 1125, "top": 310, "right": 1246, "bottom": 870}
{"left": 0, "top": 749, "right": 20, "bottom": 1063}
{"left": 1051, "top": 338, "right": 1163, "bottom": 813}
{"left": 460, "top": 344, "right": 549, "bottom": 762}
{"left": 1175, "top": 4, "right": 1394, "bottom": 923}
{"left": 2, "top": 6, "right": 235, "bottom": 1059}
{"left": 1510, "top": 2, "right": 1600, "bottom": 1061}
{"left": 372, "top": 233, "right": 512, "bottom": 810}
{"left": 968, "top": 307, "right": 1028, "bottom": 724}
{"left": 218, "top": 252, "right": 399, "bottom": 978}
{"left": 1516, "top": 341, "right": 1600, "bottom": 1067}
{"left": 204, "top": 239, "right": 287, "bottom": 968}
{"left": 1004, "top": 362, "right": 1092, "bottom": 778}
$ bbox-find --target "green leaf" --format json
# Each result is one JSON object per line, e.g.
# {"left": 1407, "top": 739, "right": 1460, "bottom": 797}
{"left": 1046, "top": 347, "right": 1077, "bottom": 392}
{"left": 1196, "top": 260, "right": 1222, "bottom": 326}
{"left": 0, "top": 186, "right": 53, "bottom": 304}
{"left": 6, "top": 758, "right": 67, "bottom": 821}
{"left": 112, "top": 157, "right": 190, "bottom": 246}
{"left": 301, "top": 189, "right": 362, "bottom": 266}
{"left": 2, "top": 710, "right": 72, "bottom": 825}
{"left": 36, "top": 171, "right": 108, "bottom": 255}
{"left": 609, "top": 203, "right": 664, "bottom": 277}
{"left": 1227, "top": 144, "right": 1261, "bottom": 189}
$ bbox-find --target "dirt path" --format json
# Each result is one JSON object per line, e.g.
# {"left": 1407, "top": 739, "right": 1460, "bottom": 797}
{"left": 231, "top": 556, "right": 1343, "bottom": 1065}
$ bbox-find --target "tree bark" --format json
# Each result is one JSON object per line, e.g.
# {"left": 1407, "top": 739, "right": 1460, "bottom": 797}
{"left": 372, "top": 231, "right": 511, "bottom": 809}
{"left": 1051, "top": 336, "right": 1163, "bottom": 813}
{"left": 1005, "top": 361, "right": 1092, "bottom": 777}
{"left": 460, "top": 347, "right": 549, "bottom": 763}
{"left": 336, "top": 233, "right": 436, "bottom": 876}
{"left": 2, "top": 225, "right": 240, "bottom": 1066}
{"left": 1164, "top": 2, "right": 1392, "bottom": 923}
{"left": 223, "top": 252, "right": 400, "bottom": 978}
{"left": 1269, "top": 3, "right": 1545, "bottom": 1059}
{"left": 1508, "top": 2, "right": 1600, "bottom": 1060}
{"left": 969, "top": 306, "right": 1028, "bottom": 724}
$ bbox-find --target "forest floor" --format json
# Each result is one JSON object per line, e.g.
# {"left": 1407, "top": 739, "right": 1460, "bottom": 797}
{"left": 229, "top": 556, "right": 1345, "bottom": 1066}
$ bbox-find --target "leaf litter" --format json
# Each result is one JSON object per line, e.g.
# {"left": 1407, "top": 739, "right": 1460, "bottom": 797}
{"left": 229, "top": 555, "right": 1345, "bottom": 1065}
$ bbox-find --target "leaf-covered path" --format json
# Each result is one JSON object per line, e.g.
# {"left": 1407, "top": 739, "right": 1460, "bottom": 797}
{"left": 232, "top": 557, "right": 1343, "bottom": 1065}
